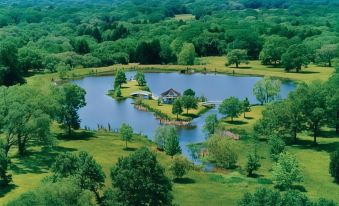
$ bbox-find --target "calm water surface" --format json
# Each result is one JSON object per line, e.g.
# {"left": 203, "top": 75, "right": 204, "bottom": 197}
{"left": 74, "top": 72, "right": 295, "bottom": 161}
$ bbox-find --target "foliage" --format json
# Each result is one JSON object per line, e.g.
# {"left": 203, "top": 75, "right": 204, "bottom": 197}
{"left": 114, "top": 86, "right": 122, "bottom": 97}
{"left": 242, "top": 97, "right": 251, "bottom": 118}
{"left": 206, "top": 135, "right": 238, "bottom": 169}
{"left": 181, "top": 95, "right": 198, "bottom": 114}
{"left": 114, "top": 69, "right": 127, "bottom": 89}
{"left": 316, "top": 44, "right": 338, "bottom": 67}
{"left": 273, "top": 152, "right": 303, "bottom": 190}
{"left": 219, "top": 96, "right": 242, "bottom": 122}
{"left": 164, "top": 126, "right": 181, "bottom": 157}
{"left": 111, "top": 148, "right": 173, "bottom": 206}
{"left": 203, "top": 114, "right": 218, "bottom": 137}
{"left": 7, "top": 179, "right": 96, "bottom": 206}
{"left": 178, "top": 43, "right": 196, "bottom": 65}
{"left": 0, "top": 142, "right": 11, "bottom": 187}
{"left": 169, "top": 155, "right": 191, "bottom": 179}
{"left": 246, "top": 148, "right": 261, "bottom": 177}
{"left": 172, "top": 99, "right": 183, "bottom": 120}
{"left": 134, "top": 71, "right": 147, "bottom": 86}
{"left": 226, "top": 49, "right": 248, "bottom": 68}
{"left": 253, "top": 77, "right": 281, "bottom": 105}
{"left": 119, "top": 123, "right": 133, "bottom": 149}
{"left": 259, "top": 35, "right": 288, "bottom": 65}
{"left": 329, "top": 149, "right": 339, "bottom": 184}
{"left": 282, "top": 44, "right": 310, "bottom": 72}
{"left": 183, "top": 88, "right": 196, "bottom": 97}
{"left": 268, "top": 135, "right": 286, "bottom": 161}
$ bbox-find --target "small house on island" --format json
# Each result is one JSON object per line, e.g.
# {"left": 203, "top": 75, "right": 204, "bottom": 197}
{"left": 160, "top": 88, "right": 181, "bottom": 104}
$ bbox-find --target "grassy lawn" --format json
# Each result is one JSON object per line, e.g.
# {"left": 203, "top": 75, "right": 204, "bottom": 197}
{"left": 108, "top": 80, "right": 144, "bottom": 98}
{"left": 142, "top": 99, "right": 208, "bottom": 121}
{"left": 173, "top": 14, "right": 196, "bottom": 21}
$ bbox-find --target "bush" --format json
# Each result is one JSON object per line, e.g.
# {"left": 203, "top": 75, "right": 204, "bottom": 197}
{"left": 268, "top": 135, "right": 286, "bottom": 161}
{"left": 169, "top": 155, "right": 191, "bottom": 179}
{"left": 329, "top": 149, "right": 339, "bottom": 184}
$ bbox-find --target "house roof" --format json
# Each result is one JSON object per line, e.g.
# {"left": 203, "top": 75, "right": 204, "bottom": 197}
{"left": 160, "top": 88, "right": 181, "bottom": 97}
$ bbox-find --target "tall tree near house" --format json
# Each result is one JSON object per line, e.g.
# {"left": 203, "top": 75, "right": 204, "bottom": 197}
{"left": 172, "top": 99, "right": 183, "bottom": 120}
{"left": 114, "top": 69, "right": 127, "bottom": 88}
{"left": 134, "top": 71, "right": 147, "bottom": 86}
{"left": 181, "top": 95, "right": 198, "bottom": 114}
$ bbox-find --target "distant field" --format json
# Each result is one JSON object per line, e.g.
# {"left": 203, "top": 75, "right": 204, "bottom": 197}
{"left": 173, "top": 14, "right": 196, "bottom": 21}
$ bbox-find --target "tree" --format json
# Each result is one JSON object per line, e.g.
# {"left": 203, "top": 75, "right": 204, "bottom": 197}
{"left": 114, "top": 69, "right": 127, "bottom": 88}
{"left": 326, "top": 74, "right": 339, "bottom": 134}
{"left": 316, "top": 44, "right": 338, "bottom": 67}
{"left": 72, "top": 38, "right": 90, "bottom": 55}
{"left": 164, "top": 126, "right": 181, "bottom": 157}
{"left": 237, "top": 188, "right": 281, "bottom": 206}
{"left": 226, "top": 49, "right": 248, "bottom": 68}
{"left": 51, "top": 152, "right": 106, "bottom": 200}
{"left": 0, "top": 40, "right": 25, "bottom": 86}
{"left": 119, "top": 123, "right": 133, "bottom": 149}
{"left": 56, "top": 84, "right": 86, "bottom": 136}
{"left": 273, "top": 152, "right": 303, "bottom": 190}
{"left": 134, "top": 71, "right": 147, "bottom": 86}
{"left": 268, "top": 135, "right": 286, "bottom": 161}
{"left": 281, "top": 44, "right": 309, "bottom": 72}
{"left": 329, "top": 149, "right": 339, "bottom": 184}
{"left": 0, "top": 85, "right": 56, "bottom": 156}
{"left": 183, "top": 88, "right": 196, "bottom": 97}
{"left": 203, "top": 114, "right": 218, "bottom": 136}
{"left": 172, "top": 99, "right": 183, "bottom": 120}
{"left": 111, "top": 148, "right": 173, "bottom": 206}
{"left": 169, "top": 155, "right": 191, "bottom": 179}
{"left": 219, "top": 96, "right": 242, "bottom": 122}
{"left": 259, "top": 35, "right": 288, "bottom": 65}
{"left": 135, "top": 40, "right": 162, "bottom": 64}
{"left": 18, "top": 46, "right": 44, "bottom": 73}
{"left": 181, "top": 95, "right": 198, "bottom": 114}
{"left": 0, "top": 142, "right": 12, "bottom": 186}
{"left": 154, "top": 126, "right": 168, "bottom": 150}
{"left": 177, "top": 43, "right": 195, "bottom": 65}
{"left": 242, "top": 97, "right": 251, "bottom": 118}
{"left": 246, "top": 148, "right": 261, "bottom": 177}
{"left": 253, "top": 77, "right": 281, "bottom": 105}
{"left": 7, "top": 179, "right": 96, "bottom": 206}
{"left": 206, "top": 135, "right": 238, "bottom": 169}
{"left": 114, "top": 86, "right": 122, "bottom": 97}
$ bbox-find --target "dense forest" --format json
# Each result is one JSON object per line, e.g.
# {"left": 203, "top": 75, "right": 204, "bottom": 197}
{"left": 0, "top": 0, "right": 339, "bottom": 205}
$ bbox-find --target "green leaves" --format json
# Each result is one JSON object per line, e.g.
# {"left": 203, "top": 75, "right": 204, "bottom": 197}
{"left": 219, "top": 96, "right": 242, "bottom": 121}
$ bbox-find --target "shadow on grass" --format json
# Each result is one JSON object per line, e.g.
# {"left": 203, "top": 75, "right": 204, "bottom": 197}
{"left": 229, "top": 66, "right": 252, "bottom": 69}
{"left": 123, "top": 147, "right": 137, "bottom": 152}
{"left": 57, "top": 130, "right": 95, "bottom": 141}
{"left": 224, "top": 120, "right": 248, "bottom": 125}
{"left": 293, "top": 138, "right": 339, "bottom": 153}
{"left": 0, "top": 184, "right": 18, "bottom": 198}
{"left": 244, "top": 116, "right": 254, "bottom": 120}
{"left": 182, "top": 113, "right": 199, "bottom": 119}
{"left": 173, "top": 177, "right": 195, "bottom": 184}
{"left": 10, "top": 146, "right": 77, "bottom": 175}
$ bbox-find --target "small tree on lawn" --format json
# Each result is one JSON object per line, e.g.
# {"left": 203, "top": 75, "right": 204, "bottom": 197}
{"left": 172, "top": 99, "right": 183, "bottom": 120}
{"left": 119, "top": 123, "right": 133, "bottom": 149}
{"left": 181, "top": 95, "right": 198, "bottom": 115}
{"left": 268, "top": 135, "right": 286, "bottom": 161}
{"left": 154, "top": 126, "right": 169, "bottom": 150}
{"left": 164, "top": 126, "right": 181, "bottom": 158}
{"left": 0, "top": 144, "right": 12, "bottom": 187}
{"left": 169, "top": 155, "right": 191, "bottom": 180}
{"left": 203, "top": 114, "right": 218, "bottom": 137}
{"left": 242, "top": 97, "right": 251, "bottom": 118}
{"left": 114, "top": 86, "right": 122, "bottom": 97}
{"left": 226, "top": 49, "right": 248, "bottom": 68}
{"left": 329, "top": 149, "right": 339, "bottom": 184}
{"left": 219, "top": 96, "right": 242, "bottom": 122}
{"left": 246, "top": 148, "right": 261, "bottom": 177}
{"left": 134, "top": 71, "right": 147, "bottom": 86}
{"left": 273, "top": 152, "right": 303, "bottom": 190}
{"left": 114, "top": 69, "right": 127, "bottom": 89}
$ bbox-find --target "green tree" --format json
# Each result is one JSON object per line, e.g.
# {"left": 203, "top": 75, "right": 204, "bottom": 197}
{"left": 246, "top": 148, "right": 261, "bottom": 177}
{"left": 206, "top": 135, "right": 238, "bottom": 169}
{"left": 154, "top": 126, "right": 168, "bottom": 150}
{"left": 242, "top": 97, "right": 251, "bottom": 118}
{"left": 183, "top": 88, "right": 196, "bottom": 97}
{"left": 119, "top": 123, "right": 133, "bottom": 149}
{"left": 273, "top": 152, "right": 303, "bottom": 190}
{"left": 226, "top": 49, "right": 248, "bottom": 68}
{"left": 51, "top": 152, "right": 106, "bottom": 200}
{"left": 0, "top": 142, "right": 12, "bottom": 186}
{"left": 329, "top": 149, "right": 339, "bottom": 184}
{"left": 326, "top": 74, "right": 339, "bottom": 134}
{"left": 268, "top": 135, "right": 286, "bottom": 161}
{"left": 164, "top": 126, "right": 181, "bottom": 158}
{"left": 177, "top": 43, "right": 195, "bottom": 65}
{"left": 172, "top": 99, "right": 183, "bottom": 120}
{"left": 134, "top": 71, "right": 147, "bottom": 86}
{"left": 253, "top": 77, "right": 281, "bottom": 105}
{"left": 282, "top": 44, "right": 310, "bottom": 72}
{"left": 7, "top": 179, "right": 96, "bottom": 206}
{"left": 219, "top": 96, "right": 242, "bottom": 122}
{"left": 259, "top": 35, "right": 288, "bottom": 65}
{"left": 114, "top": 69, "right": 127, "bottom": 89}
{"left": 114, "top": 86, "right": 122, "bottom": 97}
{"left": 56, "top": 84, "right": 86, "bottom": 136}
{"left": 203, "top": 114, "right": 218, "bottom": 136}
{"left": 237, "top": 188, "right": 281, "bottom": 206}
{"left": 316, "top": 44, "right": 338, "bottom": 67}
{"left": 169, "top": 155, "right": 191, "bottom": 180}
{"left": 111, "top": 148, "right": 173, "bottom": 206}
{"left": 181, "top": 95, "right": 198, "bottom": 114}
{"left": 18, "top": 46, "right": 44, "bottom": 73}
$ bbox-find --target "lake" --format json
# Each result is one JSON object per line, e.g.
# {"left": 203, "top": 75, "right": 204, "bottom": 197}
{"left": 74, "top": 72, "right": 295, "bottom": 161}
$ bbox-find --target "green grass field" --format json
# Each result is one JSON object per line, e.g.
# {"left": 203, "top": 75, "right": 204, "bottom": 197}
{"left": 2, "top": 59, "right": 338, "bottom": 205}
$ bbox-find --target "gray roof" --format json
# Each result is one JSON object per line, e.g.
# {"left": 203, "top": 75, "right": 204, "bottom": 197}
{"left": 160, "top": 88, "right": 181, "bottom": 97}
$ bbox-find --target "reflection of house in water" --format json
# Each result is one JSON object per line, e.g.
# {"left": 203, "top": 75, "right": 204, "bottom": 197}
{"left": 160, "top": 88, "right": 181, "bottom": 104}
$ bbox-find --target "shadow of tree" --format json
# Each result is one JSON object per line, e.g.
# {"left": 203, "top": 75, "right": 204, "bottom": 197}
{"left": 57, "top": 130, "right": 95, "bottom": 141}
{"left": 0, "top": 184, "right": 18, "bottom": 198}
{"left": 224, "top": 120, "right": 248, "bottom": 125}
{"left": 173, "top": 177, "right": 195, "bottom": 184}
